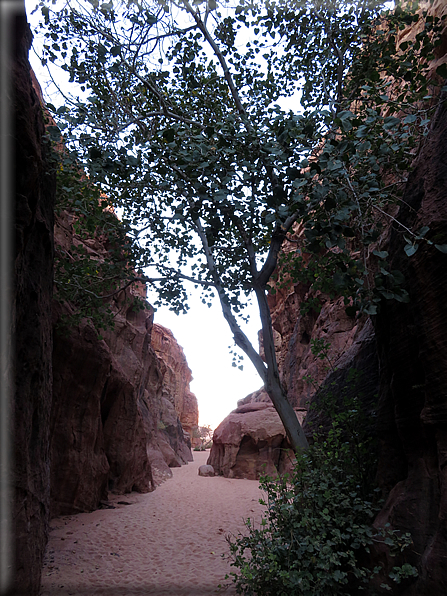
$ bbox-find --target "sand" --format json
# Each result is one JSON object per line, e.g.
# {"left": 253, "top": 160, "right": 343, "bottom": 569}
{"left": 40, "top": 451, "right": 267, "bottom": 596}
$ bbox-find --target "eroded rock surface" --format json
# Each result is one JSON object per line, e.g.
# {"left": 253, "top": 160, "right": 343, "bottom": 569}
{"left": 151, "top": 323, "right": 199, "bottom": 446}
{"left": 371, "top": 91, "right": 447, "bottom": 595}
{"left": 208, "top": 403, "right": 305, "bottom": 479}
{"left": 11, "top": 7, "right": 56, "bottom": 594}
{"left": 51, "top": 213, "right": 198, "bottom": 514}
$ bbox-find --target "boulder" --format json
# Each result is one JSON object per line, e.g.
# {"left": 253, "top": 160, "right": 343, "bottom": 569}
{"left": 198, "top": 465, "right": 215, "bottom": 477}
{"left": 207, "top": 403, "right": 305, "bottom": 480}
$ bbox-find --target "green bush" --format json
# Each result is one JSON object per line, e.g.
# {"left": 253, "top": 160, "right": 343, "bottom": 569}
{"left": 227, "top": 392, "right": 417, "bottom": 595}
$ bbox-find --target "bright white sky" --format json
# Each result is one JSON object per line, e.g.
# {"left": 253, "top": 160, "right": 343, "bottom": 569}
{"left": 148, "top": 291, "right": 263, "bottom": 429}
{"left": 25, "top": 0, "right": 264, "bottom": 429}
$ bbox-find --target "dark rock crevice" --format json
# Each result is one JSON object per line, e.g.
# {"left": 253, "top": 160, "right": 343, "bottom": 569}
{"left": 371, "top": 91, "right": 447, "bottom": 595}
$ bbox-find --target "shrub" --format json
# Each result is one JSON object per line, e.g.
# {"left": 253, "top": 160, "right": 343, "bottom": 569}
{"left": 227, "top": 391, "right": 417, "bottom": 595}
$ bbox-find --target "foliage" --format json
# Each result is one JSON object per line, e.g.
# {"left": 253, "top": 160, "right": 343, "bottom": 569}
{"left": 50, "top": 144, "right": 149, "bottom": 333}
{"left": 193, "top": 424, "right": 214, "bottom": 447}
{"left": 227, "top": 384, "right": 417, "bottom": 595}
{"left": 31, "top": 0, "right": 446, "bottom": 448}
{"left": 264, "top": 0, "right": 447, "bottom": 316}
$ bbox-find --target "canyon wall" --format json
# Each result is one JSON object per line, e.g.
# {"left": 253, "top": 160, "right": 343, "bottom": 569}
{"left": 259, "top": 96, "right": 447, "bottom": 594}
{"left": 10, "top": 6, "right": 55, "bottom": 594}
{"left": 10, "top": 5, "right": 198, "bottom": 591}
{"left": 371, "top": 89, "right": 447, "bottom": 596}
{"left": 209, "top": 6, "right": 447, "bottom": 592}
{"left": 50, "top": 211, "right": 198, "bottom": 516}
{"left": 151, "top": 323, "right": 199, "bottom": 441}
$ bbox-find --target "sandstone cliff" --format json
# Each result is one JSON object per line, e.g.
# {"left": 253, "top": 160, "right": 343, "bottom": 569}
{"left": 254, "top": 96, "right": 447, "bottom": 594}
{"left": 10, "top": 6, "right": 55, "bottom": 594}
{"left": 208, "top": 4, "right": 447, "bottom": 592}
{"left": 371, "top": 89, "right": 447, "bottom": 596}
{"left": 151, "top": 323, "right": 199, "bottom": 441}
{"left": 50, "top": 209, "right": 199, "bottom": 516}
{"left": 10, "top": 5, "right": 198, "bottom": 591}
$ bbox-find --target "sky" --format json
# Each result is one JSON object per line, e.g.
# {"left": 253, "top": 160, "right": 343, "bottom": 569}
{"left": 24, "top": 0, "right": 265, "bottom": 430}
{"left": 148, "top": 291, "right": 263, "bottom": 429}
{"left": 23, "top": 0, "right": 394, "bottom": 429}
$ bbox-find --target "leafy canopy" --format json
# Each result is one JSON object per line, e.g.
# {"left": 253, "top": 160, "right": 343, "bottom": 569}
{"left": 35, "top": 0, "right": 446, "bottom": 320}
{"left": 32, "top": 0, "right": 446, "bottom": 450}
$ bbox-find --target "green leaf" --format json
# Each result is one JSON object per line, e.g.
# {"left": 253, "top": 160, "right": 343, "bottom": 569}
{"left": 383, "top": 116, "right": 401, "bottom": 130}
{"left": 435, "top": 244, "right": 447, "bottom": 254}
{"left": 100, "top": 2, "right": 113, "bottom": 12}
{"left": 41, "top": 5, "right": 50, "bottom": 22}
{"left": 363, "top": 304, "right": 378, "bottom": 315}
{"left": 403, "top": 114, "right": 417, "bottom": 124}
{"left": 338, "top": 110, "right": 355, "bottom": 121}
{"left": 416, "top": 226, "right": 429, "bottom": 238}
{"left": 47, "top": 125, "right": 62, "bottom": 142}
{"left": 404, "top": 244, "right": 418, "bottom": 257}
{"left": 355, "top": 125, "right": 368, "bottom": 138}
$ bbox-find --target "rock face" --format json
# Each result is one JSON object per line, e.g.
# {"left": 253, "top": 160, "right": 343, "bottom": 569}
{"left": 371, "top": 91, "right": 447, "bottom": 595}
{"left": 303, "top": 318, "right": 380, "bottom": 440}
{"left": 272, "top": 294, "right": 363, "bottom": 409}
{"left": 151, "top": 323, "right": 199, "bottom": 442}
{"left": 10, "top": 6, "right": 56, "bottom": 595}
{"left": 50, "top": 211, "right": 198, "bottom": 516}
{"left": 234, "top": 110, "right": 447, "bottom": 592}
{"left": 208, "top": 403, "right": 305, "bottom": 479}
{"left": 208, "top": 7, "right": 447, "bottom": 590}
{"left": 9, "top": 7, "right": 199, "bottom": 586}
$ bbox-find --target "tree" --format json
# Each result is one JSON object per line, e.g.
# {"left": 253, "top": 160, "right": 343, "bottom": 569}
{"left": 193, "top": 425, "right": 214, "bottom": 448}
{"left": 33, "top": 0, "right": 446, "bottom": 451}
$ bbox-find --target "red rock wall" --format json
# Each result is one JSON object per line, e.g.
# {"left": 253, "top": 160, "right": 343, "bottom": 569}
{"left": 11, "top": 4, "right": 56, "bottom": 593}
{"left": 50, "top": 212, "right": 198, "bottom": 515}
{"left": 151, "top": 323, "right": 199, "bottom": 440}
{"left": 372, "top": 90, "right": 447, "bottom": 595}
{"left": 242, "top": 6, "right": 447, "bottom": 590}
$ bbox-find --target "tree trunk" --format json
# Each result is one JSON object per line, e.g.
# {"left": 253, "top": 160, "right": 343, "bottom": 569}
{"left": 254, "top": 285, "right": 309, "bottom": 451}
{"left": 265, "top": 373, "right": 309, "bottom": 451}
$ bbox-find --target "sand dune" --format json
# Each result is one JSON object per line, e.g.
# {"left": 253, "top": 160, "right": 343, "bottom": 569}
{"left": 40, "top": 451, "right": 266, "bottom": 595}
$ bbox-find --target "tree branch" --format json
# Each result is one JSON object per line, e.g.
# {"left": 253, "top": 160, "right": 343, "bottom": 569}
{"left": 257, "top": 209, "right": 302, "bottom": 287}
{"left": 180, "top": 0, "right": 254, "bottom": 129}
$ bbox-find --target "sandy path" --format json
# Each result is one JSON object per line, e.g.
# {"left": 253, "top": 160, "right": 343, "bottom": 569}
{"left": 40, "top": 451, "right": 266, "bottom": 596}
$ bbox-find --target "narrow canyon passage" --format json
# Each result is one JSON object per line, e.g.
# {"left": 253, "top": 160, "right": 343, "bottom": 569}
{"left": 40, "top": 451, "right": 266, "bottom": 596}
